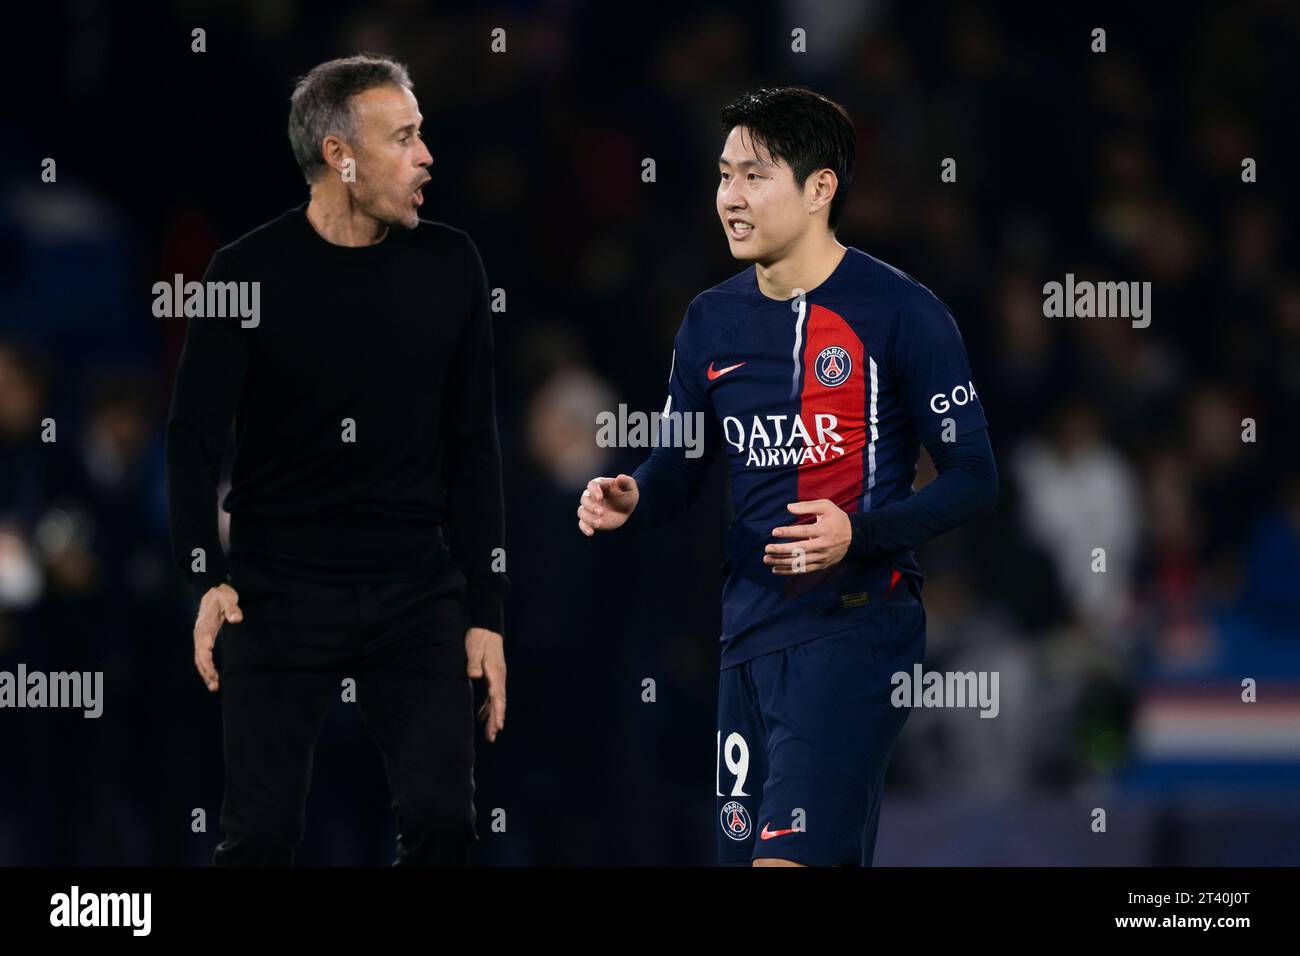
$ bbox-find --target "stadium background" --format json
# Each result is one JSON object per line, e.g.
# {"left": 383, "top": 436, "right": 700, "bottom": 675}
{"left": 1, "top": 0, "right": 1298, "bottom": 865}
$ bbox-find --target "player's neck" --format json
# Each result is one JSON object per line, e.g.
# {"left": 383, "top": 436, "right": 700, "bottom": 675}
{"left": 305, "top": 184, "right": 390, "bottom": 247}
{"left": 753, "top": 233, "right": 847, "bottom": 301}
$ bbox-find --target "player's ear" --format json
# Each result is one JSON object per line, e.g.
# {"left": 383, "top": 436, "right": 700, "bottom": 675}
{"left": 808, "top": 168, "right": 837, "bottom": 216}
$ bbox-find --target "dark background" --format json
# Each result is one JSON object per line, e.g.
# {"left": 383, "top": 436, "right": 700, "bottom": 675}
{"left": 2, "top": 0, "right": 1299, "bottom": 865}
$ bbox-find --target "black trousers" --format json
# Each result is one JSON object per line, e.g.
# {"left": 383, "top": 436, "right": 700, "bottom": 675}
{"left": 213, "top": 560, "right": 476, "bottom": 866}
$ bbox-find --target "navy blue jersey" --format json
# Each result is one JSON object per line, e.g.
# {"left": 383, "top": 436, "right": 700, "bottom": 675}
{"left": 631, "top": 247, "right": 987, "bottom": 666}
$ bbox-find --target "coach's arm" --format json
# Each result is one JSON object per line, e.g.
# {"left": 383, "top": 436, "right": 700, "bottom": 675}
{"left": 443, "top": 232, "right": 509, "bottom": 741}
{"left": 165, "top": 247, "right": 250, "bottom": 691}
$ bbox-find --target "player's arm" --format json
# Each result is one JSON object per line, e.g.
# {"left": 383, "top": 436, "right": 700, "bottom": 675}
{"left": 765, "top": 429, "right": 997, "bottom": 572}
{"left": 165, "top": 246, "right": 250, "bottom": 689}
{"left": 766, "top": 290, "right": 996, "bottom": 572}
{"left": 443, "top": 233, "right": 508, "bottom": 740}
{"left": 578, "top": 314, "right": 720, "bottom": 535}
{"left": 843, "top": 426, "right": 997, "bottom": 559}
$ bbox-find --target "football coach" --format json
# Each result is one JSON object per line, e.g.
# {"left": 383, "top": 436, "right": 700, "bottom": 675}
{"left": 165, "top": 54, "right": 508, "bottom": 866}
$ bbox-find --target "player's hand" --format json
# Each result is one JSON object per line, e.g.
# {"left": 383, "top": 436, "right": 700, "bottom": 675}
{"left": 466, "top": 627, "right": 506, "bottom": 742}
{"left": 193, "top": 583, "right": 242, "bottom": 692}
{"left": 577, "top": 474, "right": 639, "bottom": 536}
{"left": 765, "top": 499, "right": 852, "bottom": 574}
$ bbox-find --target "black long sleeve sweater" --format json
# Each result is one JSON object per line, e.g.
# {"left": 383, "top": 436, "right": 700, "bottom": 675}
{"left": 165, "top": 203, "right": 508, "bottom": 634}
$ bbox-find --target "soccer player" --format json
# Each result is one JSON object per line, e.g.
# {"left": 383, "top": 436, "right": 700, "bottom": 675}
{"left": 576, "top": 87, "right": 997, "bottom": 866}
{"left": 166, "top": 55, "right": 507, "bottom": 866}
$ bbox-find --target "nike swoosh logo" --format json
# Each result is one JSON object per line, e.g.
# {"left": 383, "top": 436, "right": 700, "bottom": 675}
{"left": 760, "top": 823, "right": 797, "bottom": 840}
{"left": 707, "top": 361, "right": 747, "bottom": 380}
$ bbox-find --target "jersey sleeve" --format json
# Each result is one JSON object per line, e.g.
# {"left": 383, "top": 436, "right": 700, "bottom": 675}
{"left": 624, "top": 305, "right": 721, "bottom": 530}
{"left": 889, "top": 290, "right": 987, "bottom": 445}
{"left": 845, "top": 425, "right": 998, "bottom": 559}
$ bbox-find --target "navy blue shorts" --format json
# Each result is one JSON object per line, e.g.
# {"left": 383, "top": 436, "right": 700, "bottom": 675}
{"left": 715, "top": 593, "right": 926, "bottom": 866}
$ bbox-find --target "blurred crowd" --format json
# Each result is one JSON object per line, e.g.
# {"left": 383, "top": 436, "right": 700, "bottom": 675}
{"left": 1, "top": 0, "right": 1298, "bottom": 864}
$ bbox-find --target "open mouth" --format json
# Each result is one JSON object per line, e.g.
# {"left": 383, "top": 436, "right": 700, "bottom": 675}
{"left": 727, "top": 218, "right": 753, "bottom": 240}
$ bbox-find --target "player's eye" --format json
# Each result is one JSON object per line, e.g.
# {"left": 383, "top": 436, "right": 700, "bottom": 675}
{"left": 748, "top": 173, "right": 761, "bottom": 181}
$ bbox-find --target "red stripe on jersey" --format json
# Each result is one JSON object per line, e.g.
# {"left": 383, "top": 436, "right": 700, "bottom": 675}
{"left": 796, "top": 304, "right": 865, "bottom": 516}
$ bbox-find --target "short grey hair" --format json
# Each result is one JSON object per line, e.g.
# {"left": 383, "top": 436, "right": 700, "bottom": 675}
{"left": 288, "top": 54, "right": 413, "bottom": 184}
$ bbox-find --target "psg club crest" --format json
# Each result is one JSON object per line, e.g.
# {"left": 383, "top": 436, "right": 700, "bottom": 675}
{"left": 720, "top": 801, "right": 752, "bottom": 841}
{"left": 814, "top": 345, "right": 852, "bottom": 387}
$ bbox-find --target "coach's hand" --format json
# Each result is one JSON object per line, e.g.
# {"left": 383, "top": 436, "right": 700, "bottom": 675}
{"left": 466, "top": 627, "right": 506, "bottom": 742}
{"left": 577, "top": 474, "right": 639, "bottom": 536}
{"left": 193, "top": 583, "right": 242, "bottom": 692}
{"left": 764, "top": 499, "right": 852, "bottom": 574}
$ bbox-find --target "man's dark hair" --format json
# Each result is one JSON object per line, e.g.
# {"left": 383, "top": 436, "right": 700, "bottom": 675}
{"left": 719, "top": 87, "right": 856, "bottom": 230}
{"left": 288, "top": 54, "right": 413, "bottom": 184}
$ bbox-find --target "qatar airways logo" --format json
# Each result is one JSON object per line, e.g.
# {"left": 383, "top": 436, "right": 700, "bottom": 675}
{"left": 722, "top": 413, "right": 844, "bottom": 467}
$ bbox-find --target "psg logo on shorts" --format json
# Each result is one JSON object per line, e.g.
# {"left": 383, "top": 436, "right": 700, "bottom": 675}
{"left": 720, "top": 801, "right": 752, "bottom": 841}
{"left": 814, "top": 346, "right": 852, "bottom": 387}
